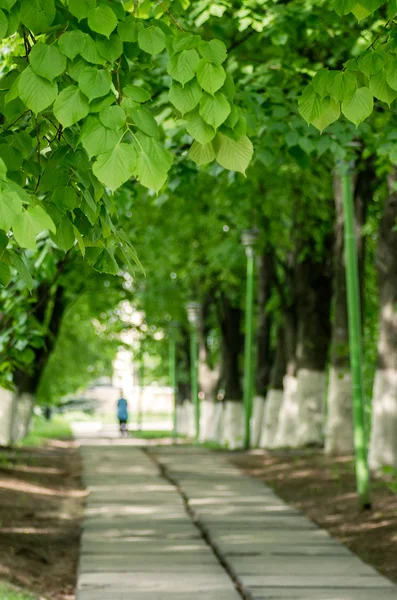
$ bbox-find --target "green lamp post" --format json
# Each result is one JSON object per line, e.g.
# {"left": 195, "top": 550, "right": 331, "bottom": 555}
{"left": 186, "top": 301, "right": 200, "bottom": 444}
{"left": 242, "top": 229, "right": 258, "bottom": 450}
{"left": 339, "top": 159, "right": 371, "bottom": 509}
{"left": 169, "top": 321, "right": 178, "bottom": 440}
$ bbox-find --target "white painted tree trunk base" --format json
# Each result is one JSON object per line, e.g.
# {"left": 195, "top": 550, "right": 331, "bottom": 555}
{"left": 175, "top": 405, "right": 186, "bottom": 436}
{"left": 0, "top": 388, "right": 17, "bottom": 446}
{"left": 252, "top": 396, "right": 265, "bottom": 448}
{"left": 260, "top": 389, "right": 284, "bottom": 449}
{"left": 200, "top": 400, "right": 222, "bottom": 443}
{"left": 274, "top": 375, "right": 298, "bottom": 448}
{"left": 325, "top": 367, "right": 354, "bottom": 455}
{"left": 369, "top": 368, "right": 397, "bottom": 470}
{"left": 295, "top": 369, "right": 325, "bottom": 447}
{"left": 12, "top": 393, "right": 35, "bottom": 441}
{"left": 221, "top": 401, "right": 244, "bottom": 449}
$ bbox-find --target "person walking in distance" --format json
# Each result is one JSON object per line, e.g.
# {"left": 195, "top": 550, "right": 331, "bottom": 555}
{"left": 117, "top": 393, "right": 129, "bottom": 437}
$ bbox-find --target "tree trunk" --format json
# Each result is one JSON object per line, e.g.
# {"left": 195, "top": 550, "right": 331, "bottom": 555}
{"left": 218, "top": 295, "right": 244, "bottom": 448}
{"left": 274, "top": 303, "right": 298, "bottom": 447}
{"left": 294, "top": 248, "right": 333, "bottom": 447}
{"left": 326, "top": 163, "right": 370, "bottom": 454}
{"left": 369, "top": 170, "right": 397, "bottom": 470}
{"left": 252, "top": 250, "right": 274, "bottom": 446}
{"left": 260, "top": 325, "right": 286, "bottom": 448}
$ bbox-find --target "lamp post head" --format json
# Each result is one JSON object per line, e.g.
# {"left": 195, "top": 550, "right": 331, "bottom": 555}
{"left": 186, "top": 302, "right": 201, "bottom": 327}
{"left": 241, "top": 229, "right": 259, "bottom": 257}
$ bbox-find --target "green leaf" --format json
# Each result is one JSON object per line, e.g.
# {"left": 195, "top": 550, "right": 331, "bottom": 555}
{"left": 96, "top": 34, "right": 123, "bottom": 62}
{"left": 123, "top": 85, "right": 151, "bottom": 103}
{"left": 333, "top": 0, "right": 356, "bottom": 14}
{"left": 138, "top": 25, "right": 166, "bottom": 55}
{"left": 68, "top": 0, "right": 95, "bottom": 21}
{"left": 9, "top": 251, "right": 33, "bottom": 290}
{"left": 352, "top": 3, "right": 371, "bottom": 20}
{"left": 94, "top": 248, "right": 119, "bottom": 274}
{"left": 68, "top": 57, "right": 90, "bottom": 81}
{"left": 213, "top": 133, "right": 253, "bottom": 175}
{"left": 99, "top": 105, "right": 126, "bottom": 129}
{"left": 117, "top": 15, "right": 143, "bottom": 42}
{"left": 50, "top": 216, "right": 75, "bottom": 251}
{"left": 328, "top": 71, "right": 357, "bottom": 101}
{"left": 59, "top": 31, "right": 86, "bottom": 60}
{"left": 0, "top": 158, "right": 6, "bottom": 181}
{"left": 172, "top": 33, "right": 199, "bottom": 53}
{"left": 311, "top": 96, "right": 341, "bottom": 132}
{"left": 80, "top": 115, "right": 121, "bottom": 159}
{"left": 369, "top": 72, "right": 397, "bottom": 105}
{"left": 312, "top": 69, "right": 331, "bottom": 98}
{"left": 13, "top": 205, "right": 56, "bottom": 250}
{"left": 358, "top": 51, "right": 385, "bottom": 76}
{"left": 385, "top": 60, "right": 397, "bottom": 91}
{"left": 81, "top": 34, "right": 106, "bottom": 65}
{"left": 19, "top": 66, "right": 58, "bottom": 114}
{"left": 30, "top": 43, "right": 67, "bottom": 81}
{"left": 0, "top": 9, "right": 8, "bottom": 39}
{"left": 134, "top": 132, "right": 173, "bottom": 192}
{"left": 341, "top": 87, "right": 374, "bottom": 126}
{"left": 197, "top": 61, "right": 226, "bottom": 95}
{"left": 169, "top": 80, "right": 202, "bottom": 116}
{"left": 298, "top": 85, "right": 322, "bottom": 124}
{"left": 186, "top": 109, "right": 216, "bottom": 145}
{"left": 0, "top": 186, "right": 23, "bottom": 230}
{"left": 20, "top": 0, "right": 55, "bottom": 33}
{"left": 188, "top": 140, "right": 216, "bottom": 166}
{"left": 199, "top": 92, "right": 230, "bottom": 129}
{"left": 53, "top": 86, "right": 90, "bottom": 127}
{"left": 198, "top": 40, "right": 227, "bottom": 66}
{"left": 78, "top": 67, "right": 112, "bottom": 102}
{"left": 167, "top": 49, "right": 200, "bottom": 85}
{"left": 130, "top": 107, "right": 159, "bottom": 138}
{"left": 88, "top": 5, "right": 117, "bottom": 37}
{"left": 0, "top": 261, "right": 10, "bottom": 286}
{"left": 0, "top": 0, "right": 17, "bottom": 10}
{"left": 93, "top": 143, "right": 137, "bottom": 191}
{"left": 73, "top": 225, "right": 85, "bottom": 256}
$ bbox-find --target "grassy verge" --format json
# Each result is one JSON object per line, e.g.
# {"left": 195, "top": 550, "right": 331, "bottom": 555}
{"left": 19, "top": 415, "right": 72, "bottom": 447}
{"left": 0, "top": 583, "right": 37, "bottom": 600}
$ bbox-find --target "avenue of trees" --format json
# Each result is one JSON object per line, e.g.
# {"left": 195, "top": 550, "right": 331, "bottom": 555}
{"left": 0, "top": 0, "right": 397, "bottom": 474}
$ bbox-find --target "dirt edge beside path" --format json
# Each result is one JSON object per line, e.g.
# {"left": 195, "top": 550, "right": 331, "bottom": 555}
{"left": 0, "top": 439, "right": 85, "bottom": 600}
{"left": 229, "top": 450, "right": 397, "bottom": 585}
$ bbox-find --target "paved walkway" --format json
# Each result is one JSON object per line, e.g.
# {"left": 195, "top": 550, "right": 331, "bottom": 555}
{"left": 74, "top": 430, "right": 397, "bottom": 600}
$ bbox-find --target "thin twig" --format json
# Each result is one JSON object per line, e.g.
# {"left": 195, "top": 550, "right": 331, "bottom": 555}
{"left": 35, "top": 116, "right": 40, "bottom": 165}
{"left": 0, "top": 111, "right": 28, "bottom": 132}
{"left": 366, "top": 18, "right": 392, "bottom": 50}
{"left": 155, "top": 0, "right": 184, "bottom": 31}
{"left": 116, "top": 56, "right": 122, "bottom": 104}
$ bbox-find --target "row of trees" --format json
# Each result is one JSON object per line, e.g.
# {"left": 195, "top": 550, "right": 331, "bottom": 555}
{"left": 0, "top": 0, "right": 397, "bottom": 473}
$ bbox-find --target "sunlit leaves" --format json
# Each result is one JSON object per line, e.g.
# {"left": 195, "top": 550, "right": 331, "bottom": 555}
{"left": 13, "top": 206, "right": 56, "bottom": 250}
{"left": 358, "top": 51, "right": 385, "bottom": 77}
{"left": 198, "top": 40, "right": 227, "bottom": 66}
{"left": 311, "top": 97, "right": 340, "bottom": 132}
{"left": 0, "top": 9, "right": 7, "bottom": 39}
{"left": 30, "top": 44, "right": 67, "bottom": 81}
{"left": 20, "top": 0, "right": 55, "bottom": 33}
{"left": 197, "top": 61, "right": 226, "bottom": 95}
{"left": 169, "top": 80, "right": 202, "bottom": 115}
{"left": 199, "top": 92, "right": 231, "bottom": 129}
{"left": 78, "top": 68, "right": 112, "bottom": 102}
{"left": 88, "top": 5, "right": 118, "bottom": 38}
{"left": 341, "top": 87, "right": 373, "bottom": 126}
{"left": 53, "top": 86, "right": 90, "bottom": 127}
{"left": 100, "top": 105, "right": 126, "bottom": 129}
{"left": 80, "top": 116, "right": 121, "bottom": 159}
{"left": 68, "top": 0, "right": 95, "bottom": 21}
{"left": 0, "top": 186, "right": 22, "bottom": 230}
{"left": 369, "top": 72, "right": 397, "bottom": 105}
{"left": 168, "top": 49, "right": 200, "bottom": 85}
{"left": 134, "top": 132, "right": 173, "bottom": 192}
{"left": 130, "top": 107, "right": 159, "bottom": 138}
{"left": 188, "top": 140, "right": 216, "bottom": 166}
{"left": 138, "top": 25, "right": 166, "bottom": 55}
{"left": 186, "top": 109, "right": 216, "bottom": 144}
{"left": 123, "top": 85, "right": 151, "bottom": 103}
{"left": 298, "top": 85, "right": 322, "bottom": 124}
{"left": 213, "top": 133, "right": 253, "bottom": 175}
{"left": 59, "top": 31, "right": 86, "bottom": 60}
{"left": 19, "top": 66, "right": 58, "bottom": 114}
{"left": 51, "top": 216, "right": 75, "bottom": 251}
{"left": 93, "top": 143, "right": 137, "bottom": 190}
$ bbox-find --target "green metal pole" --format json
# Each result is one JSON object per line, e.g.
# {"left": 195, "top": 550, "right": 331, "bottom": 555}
{"left": 169, "top": 327, "right": 177, "bottom": 440}
{"left": 189, "top": 326, "right": 199, "bottom": 444}
{"left": 243, "top": 246, "right": 255, "bottom": 450}
{"left": 340, "top": 162, "right": 371, "bottom": 509}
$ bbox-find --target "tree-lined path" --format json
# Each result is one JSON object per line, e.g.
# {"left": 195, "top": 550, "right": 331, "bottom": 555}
{"left": 74, "top": 427, "right": 396, "bottom": 600}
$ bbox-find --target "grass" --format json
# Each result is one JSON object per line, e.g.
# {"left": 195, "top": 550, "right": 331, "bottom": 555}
{"left": 0, "top": 583, "right": 37, "bottom": 600}
{"left": 19, "top": 415, "right": 72, "bottom": 447}
{"left": 128, "top": 429, "right": 173, "bottom": 439}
